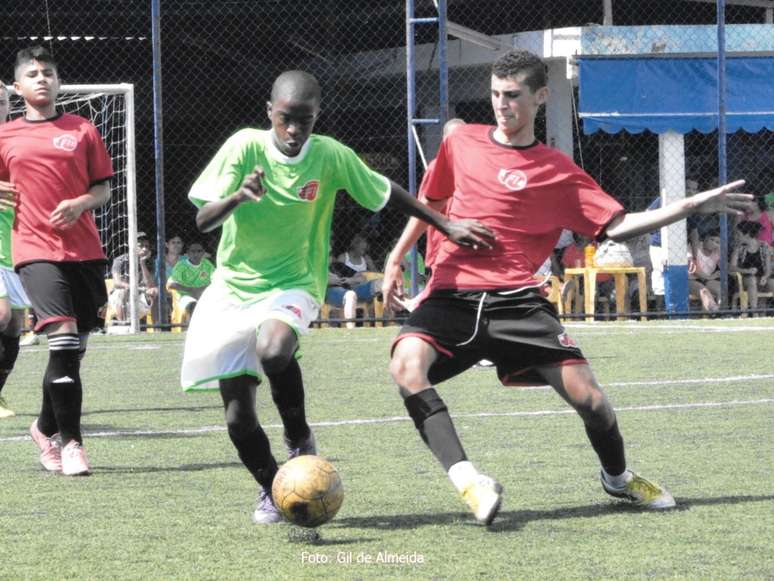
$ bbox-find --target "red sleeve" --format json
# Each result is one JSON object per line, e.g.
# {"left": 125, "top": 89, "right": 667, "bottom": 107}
{"left": 420, "top": 138, "right": 454, "bottom": 201}
{"left": 85, "top": 122, "right": 114, "bottom": 184}
{"left": 557, "top": 165, "right": 624, "bottom": 240}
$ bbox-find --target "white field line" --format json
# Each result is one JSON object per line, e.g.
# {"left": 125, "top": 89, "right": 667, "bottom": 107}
{"left": 516, "top": 373, "right": 774, "bottom": 391}
{"left": 0, "top": 397, "right": 772, "bottom": 444}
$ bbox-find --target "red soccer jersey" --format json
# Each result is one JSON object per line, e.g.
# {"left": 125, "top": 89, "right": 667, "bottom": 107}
{"left": 422, "top": 124, "right": 624, "bottom": 291}
{"left": 0, "top": 113, "right": 113, "bottom": 266}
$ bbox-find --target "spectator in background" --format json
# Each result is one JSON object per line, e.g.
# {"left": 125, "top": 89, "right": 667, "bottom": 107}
{"left": 743, "top": 193, "right": 774, "bottom": 248}
{"left": 167, "top": 241, "right": 214, "bottom": 318}
{"left": 156, "top": 234, "right": 185, "bottom": 282}
{"left": 337, "top": 233, "right": 378, "bottom": 275}
{"left": 109, "top": 232, "right": 158, "bottom": 322}
{"left": 731, "top": 220, "right": 773, "bottom": 312}
{"left": 688, "top": 229, "right": 722, "bottom": 312}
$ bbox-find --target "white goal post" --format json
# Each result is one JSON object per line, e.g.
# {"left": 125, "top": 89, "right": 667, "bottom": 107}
{"left": 5, "top": 83, "right": 141, "bottom": 333}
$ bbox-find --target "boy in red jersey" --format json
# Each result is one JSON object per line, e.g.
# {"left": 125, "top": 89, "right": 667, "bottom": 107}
{"left": 0, "top": 46, "right": 113, "bottom": 476}
{"left": 382, "top": 49, "right": 752, "bottom": 525}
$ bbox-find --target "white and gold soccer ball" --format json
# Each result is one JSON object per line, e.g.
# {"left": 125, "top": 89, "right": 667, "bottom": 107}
{"left": 272, "top": 455, "right": 344, "bottom": 528}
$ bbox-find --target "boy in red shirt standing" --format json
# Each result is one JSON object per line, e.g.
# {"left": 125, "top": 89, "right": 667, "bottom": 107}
{"left": 383, "top": 49, "right": 751, "bottom": 525}
{"left": 0, "top": 46, "right": 113, "bottom": 476}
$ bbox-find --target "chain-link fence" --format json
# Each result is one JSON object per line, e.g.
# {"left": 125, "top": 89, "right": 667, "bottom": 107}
{"left": 4, "top": 0, "right": 772, "bottom": 325}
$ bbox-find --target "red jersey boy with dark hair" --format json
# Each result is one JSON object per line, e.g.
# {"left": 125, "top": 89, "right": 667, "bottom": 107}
{"left": 0, "top": 46, "right": 113, "bottom": 476}
{"left": 383, "top": 49, "right": 751, "bottom": 525}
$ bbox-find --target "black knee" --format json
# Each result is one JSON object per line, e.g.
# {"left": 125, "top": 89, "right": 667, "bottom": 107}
{"left": 224, "top": 402, "right": 258, "bottom": 440}
{"left": 403, "top": 388, "right": 448, "bottom": 430}
{"left": 258, "top": 348, "right": 293, "bottom": 376}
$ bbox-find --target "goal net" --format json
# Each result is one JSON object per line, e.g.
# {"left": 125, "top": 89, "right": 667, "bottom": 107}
{"left": 5, "top": 84, "right": 141, "bottom": 332}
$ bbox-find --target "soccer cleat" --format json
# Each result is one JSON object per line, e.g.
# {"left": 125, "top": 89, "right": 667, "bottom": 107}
{"left": 252, "top": 488, "right": 283, "bottom": 524}
{"left": 0, "top": 395, "right": 15, "bottom": 418}
{"left": 600, "top": 470, "right": 676, "bottom": 509}
{"left": 461, "top": 474, "right": 503, "bottom": 525}
{"left": 61, "top": 441, "right": 91, "bottom": 476}
{"left": 30, "top": 419, "right": 62, "bottom": 472}
{"left": 284, "top": 430, "right": 317, "bottom": 460}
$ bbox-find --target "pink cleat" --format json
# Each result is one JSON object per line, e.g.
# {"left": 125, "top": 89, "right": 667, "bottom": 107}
{"left": 61, "top": 440, "right": 91, "bottom": 476}
{"left": 30, "top": 420, "right": 62, "bottom": 472}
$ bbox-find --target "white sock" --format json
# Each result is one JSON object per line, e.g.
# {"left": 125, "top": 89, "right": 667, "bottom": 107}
{"left": 602, "top": 468, "right": 632, "bottom": 488}
{"left": 448, "top": 461, "right": 479, "bottom": 493}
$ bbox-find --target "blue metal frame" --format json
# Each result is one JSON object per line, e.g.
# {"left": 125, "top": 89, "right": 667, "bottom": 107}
{"left": 151, "top": 0, "right": 168, "bottom": 324}
{"left": 717, "top": 0, "right": 729, "bottom": 308}
{"left": 406, "top": 0, "right": 447, "bottom": 296}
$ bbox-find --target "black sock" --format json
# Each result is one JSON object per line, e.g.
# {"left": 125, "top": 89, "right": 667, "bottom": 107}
{"left": 404, "top": 388, "right": 467, "bottom": 471}
{"left": 44, "top": 334, "right": 83, "bottom": 445}
{"left": 228, "top": 425, "right": 279, "bottom": 490}
{"left": 585, "top": 420, "right": 626, "bottom": 476}
{"left": 268, "top": 358, "right": 310, "bottom": 444}
{"left": 0, "top": 334, "right": 20, "bottom": 396}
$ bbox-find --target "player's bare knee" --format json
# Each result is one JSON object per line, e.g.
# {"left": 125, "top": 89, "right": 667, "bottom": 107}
{"left": 389, "top": 353, "right": 429, "bottom": 394}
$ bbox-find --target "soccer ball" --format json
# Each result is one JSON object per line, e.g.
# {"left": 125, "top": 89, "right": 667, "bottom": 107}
{"left": 272, "top": 455, "right": 344, "bottom": 528}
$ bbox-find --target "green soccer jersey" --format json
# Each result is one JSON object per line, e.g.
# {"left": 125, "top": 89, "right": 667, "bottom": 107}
{"left": 169, "top": 257, "right": 215, "bottom": 296}
{"left": 0, "top": 207, "right": 13, "bottom": 269}
{"left": 188, "top": 129, "right": 390, "bottom": 303}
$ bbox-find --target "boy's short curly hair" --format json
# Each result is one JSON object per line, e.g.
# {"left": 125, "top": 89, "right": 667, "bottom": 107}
{"left": 491, "top": 49, "right": 547, "bottom": 92}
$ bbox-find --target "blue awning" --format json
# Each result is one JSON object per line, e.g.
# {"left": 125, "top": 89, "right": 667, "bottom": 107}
{"left": 578, "top": 56, "right": 774, "bottom": 134}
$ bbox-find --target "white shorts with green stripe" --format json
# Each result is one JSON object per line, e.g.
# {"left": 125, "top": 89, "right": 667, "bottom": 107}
{"left": 0, "top": 266, "right": 31, "bottom": 309}
{"left": 181, "top": 278, "right": 319, "bottom": 392}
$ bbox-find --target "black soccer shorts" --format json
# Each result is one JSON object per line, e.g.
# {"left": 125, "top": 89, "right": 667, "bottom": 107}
{"left": 392, "top": 288, "right": 587, "bottom": 386}
{"left": 18, "top": 260, "right": 108, "bottom": 333}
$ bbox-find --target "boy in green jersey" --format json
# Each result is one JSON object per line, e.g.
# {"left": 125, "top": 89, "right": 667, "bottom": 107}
{"left": 0, "top": 81, "right": 32, "bottom": 418}
{"left": 167, "top": 242, "right": 214, "bottom": 317}
{"left": 181, "top": 70, "right": 493, "bottom": 523}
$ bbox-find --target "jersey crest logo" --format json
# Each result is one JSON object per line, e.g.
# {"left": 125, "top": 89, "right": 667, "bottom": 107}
{"left": 297, "top": 180, "right": 319, "bottom": 201}
{"left": 557, "top": 332, "right": 578, "bottom": 348}
{"left": 53, "top": 134, "right": 78, "bottom": 152}
{"left": 498, "top": 168, "right": 527, "bottom": 191}
{"left": 283, "top": 304, "right": 303, "bottom": 319}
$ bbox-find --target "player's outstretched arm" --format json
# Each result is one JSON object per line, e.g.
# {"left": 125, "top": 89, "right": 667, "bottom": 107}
{"left": 605, "top": 180, "right": 752, "bottom": 242}
{"left": 386, "top": 181, "right": 495, "bottom": 249}
{"left": 196, "top": 166, "right": 265, "bottom": 232}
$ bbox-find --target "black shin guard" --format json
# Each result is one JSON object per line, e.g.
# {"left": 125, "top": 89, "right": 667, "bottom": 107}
{"left": 585, "top": 420, "right": 626, "bottom": 476}
{"left": 268, "top": 358, "right": 310, "bottom": 444}
{"left": 44, "top": 334, "right": 83, "bottom": 445}
{"left": 228, "top": 425, "right": 279, "bottom": 489}
{"left": 0, "top": 334, "right": 20, "bottom": 394}
{"left": 404, "top": 388, "right": 467, "bottom": 471}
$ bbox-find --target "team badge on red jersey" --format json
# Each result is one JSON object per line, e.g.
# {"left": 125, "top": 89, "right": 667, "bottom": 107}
{"left": 297, "top": 180, "right": 319, "bottom": 201}
{"left": 53, "top": 134, "right": 78, "bottom": 152}
{"left": 498, "top": 168, "right": 527, "bottom": 191}
{"left": 557, "top": 332, "right": 578, "bottom": 348}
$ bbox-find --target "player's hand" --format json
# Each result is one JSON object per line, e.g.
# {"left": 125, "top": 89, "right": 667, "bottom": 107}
{"left": 49, "top": 198, "right": 85, "bottom": 230}
{"left": 0, "top": 180, "right": 18, "bottom": 210}
{"left": 444, "top": 219, "right": 496, "bottom": 250}
{"left": 236, "top": 166, "right": 266, "bottom": 203}
{"left": 689, "top": 180, "right": 753, "bottom": 215}
{"left": 381, "top": 258, "right": 406, "bottom": 312}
